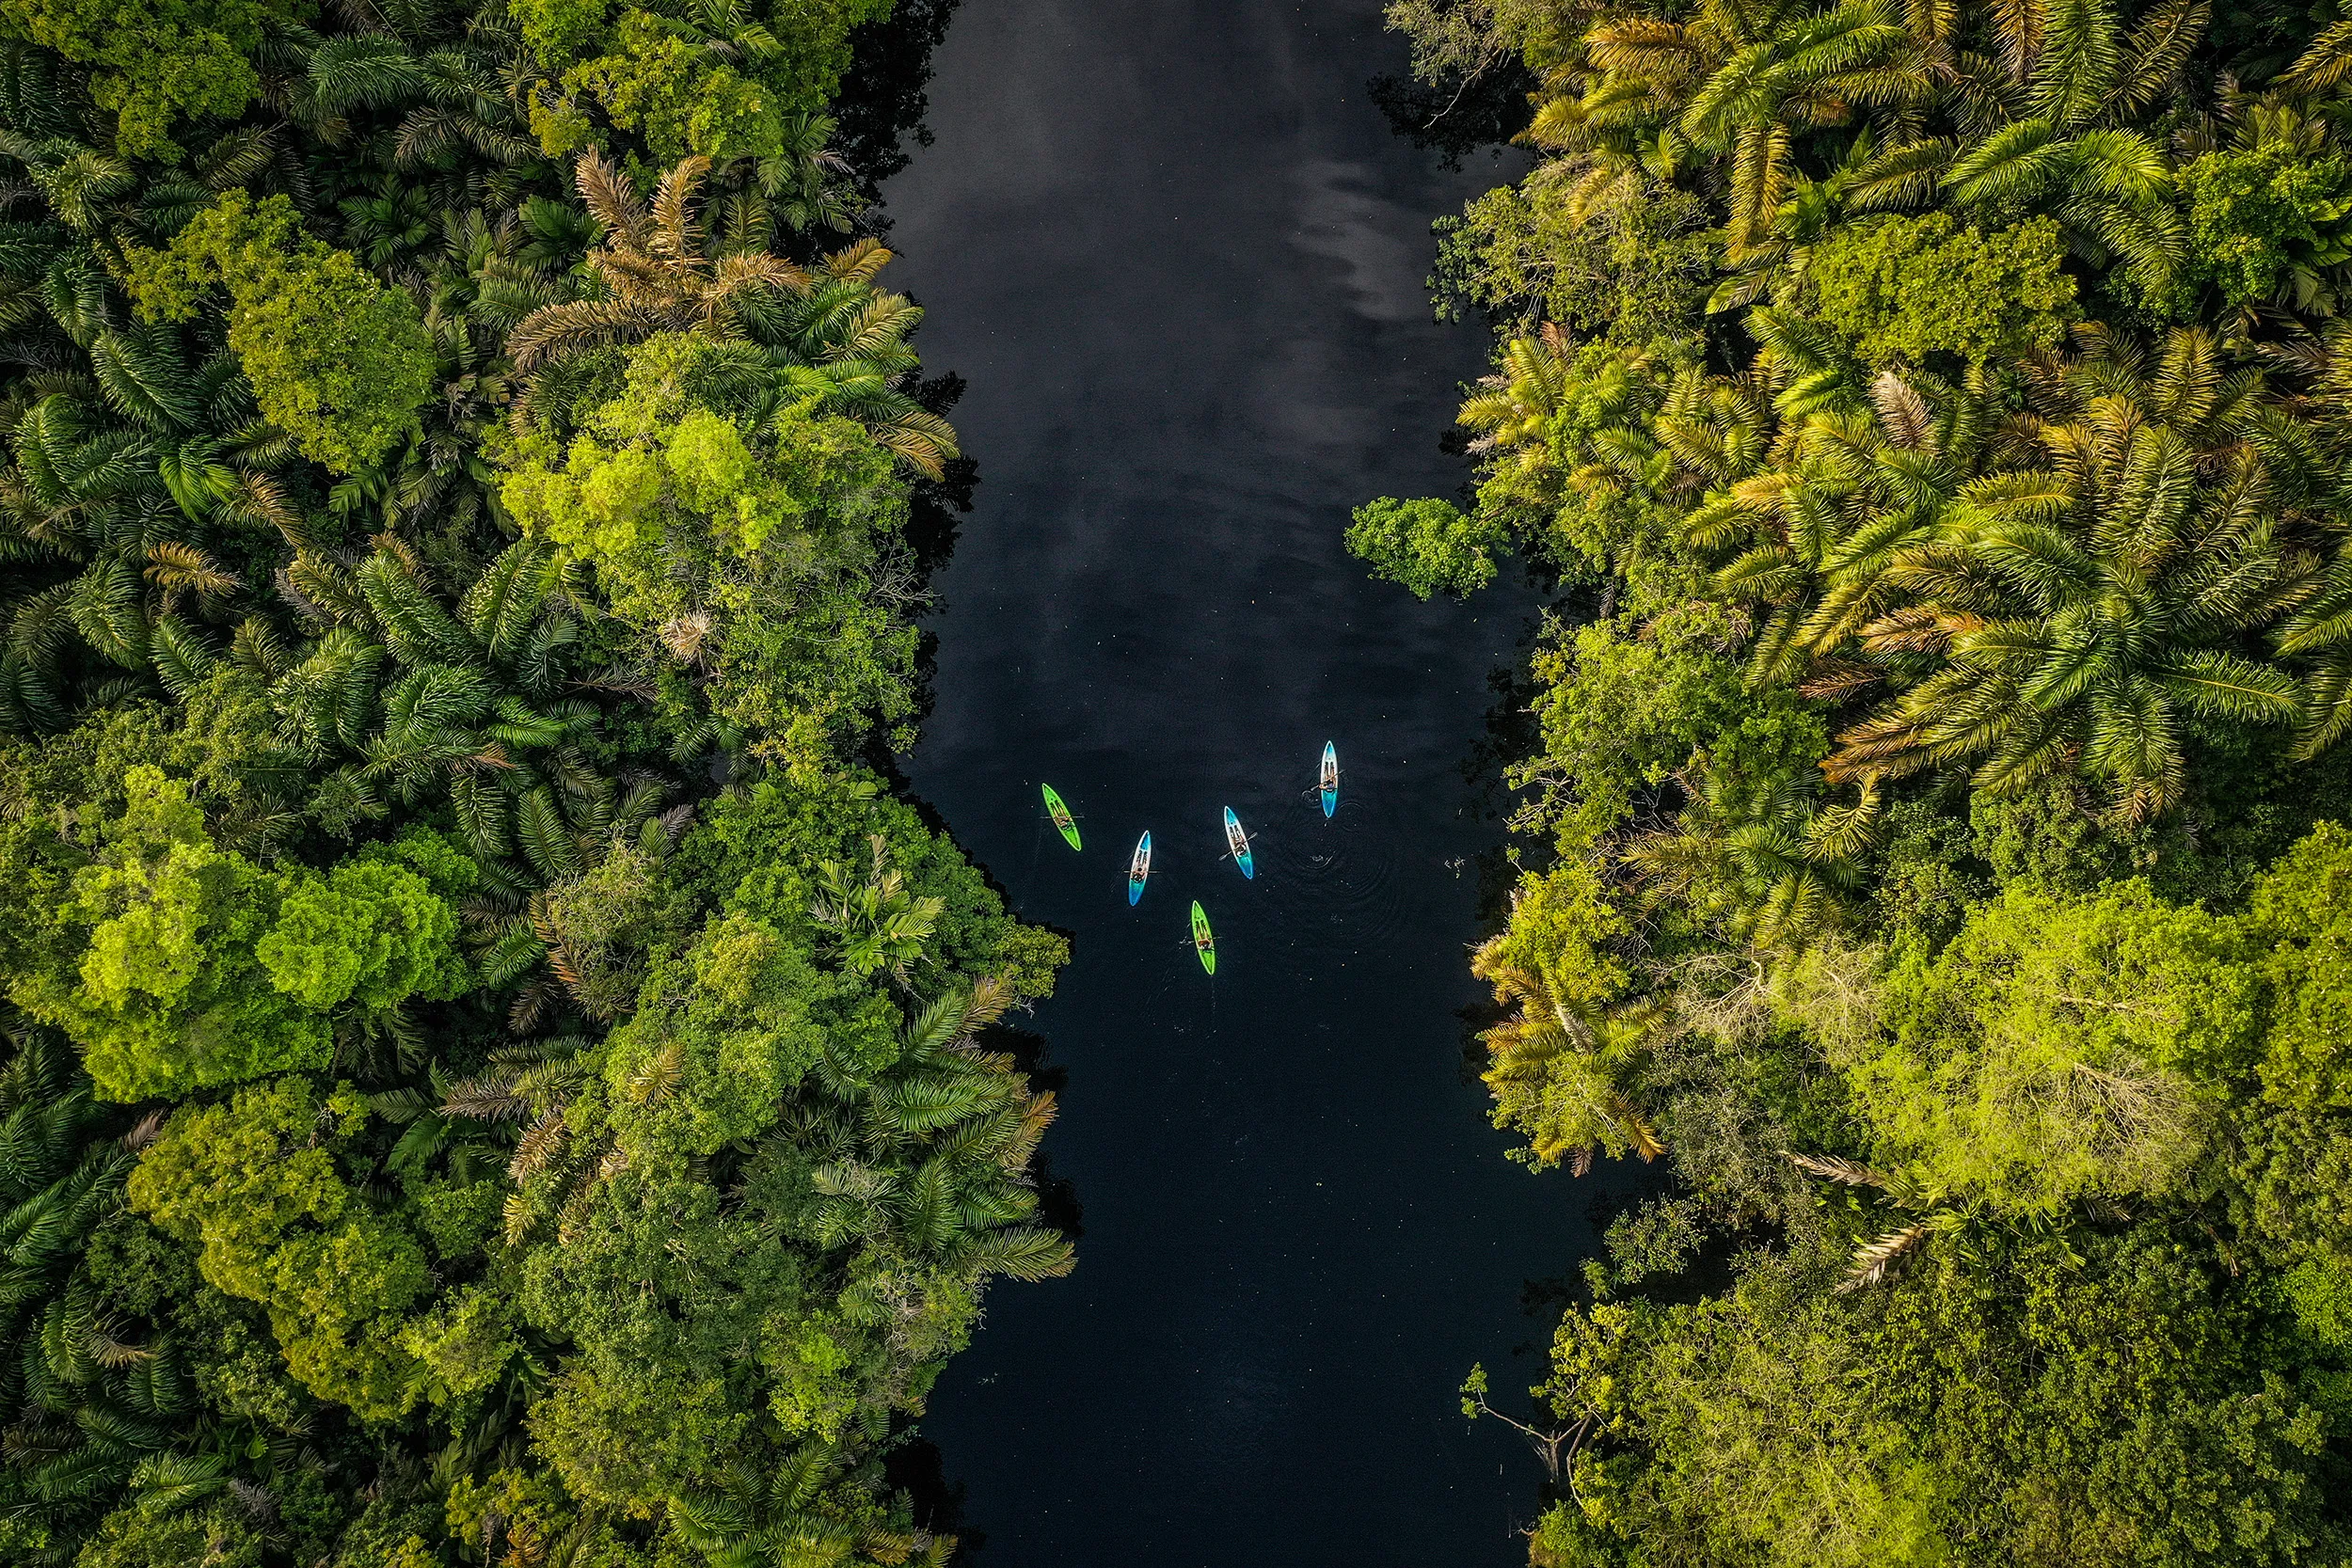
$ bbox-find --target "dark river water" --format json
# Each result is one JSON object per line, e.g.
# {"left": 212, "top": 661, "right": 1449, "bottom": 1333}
{"left": 881, "top": 4, "right": 1631, "bottom": 1563}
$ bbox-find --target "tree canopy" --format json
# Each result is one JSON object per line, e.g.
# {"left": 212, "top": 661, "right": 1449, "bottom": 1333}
{"left": 1366, "top": 0, "right": 2352, "bottom": 1556}
{"left": 0, "top": 4, "right": 1065, "bottom": 1565}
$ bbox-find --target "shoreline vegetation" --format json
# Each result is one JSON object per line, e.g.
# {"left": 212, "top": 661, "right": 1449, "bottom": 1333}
{"left": 0, "top": 2, "right": 1076, "bottom": 1565}
{"left": 1359, "top": 0, "right": 2352, "bottom": 1560}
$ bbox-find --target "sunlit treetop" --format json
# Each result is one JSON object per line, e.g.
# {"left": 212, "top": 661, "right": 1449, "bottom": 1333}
{"left": 124, "top": 190, "right": 434, "bottom": 473}
{"left": 0, "top": 0, "right": 310, "bottom": 155}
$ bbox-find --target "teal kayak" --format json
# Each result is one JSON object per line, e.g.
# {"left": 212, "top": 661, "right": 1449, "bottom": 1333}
{"left": 1224, "top": 807, "right": 1253, "bottom": 879}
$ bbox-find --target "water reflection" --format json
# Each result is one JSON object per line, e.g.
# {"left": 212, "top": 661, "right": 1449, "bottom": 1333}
{"left": 872, "top": 2, "right": 1609, "bottom": 1564}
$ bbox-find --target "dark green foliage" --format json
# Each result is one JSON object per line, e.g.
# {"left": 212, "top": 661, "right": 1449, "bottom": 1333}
{"left": 1375, "top": 0, "right": 2352, "bottom": 1557}
{"left": 0, "top": 1029, "right": 170, "bottom": 1562}
{"left": 0, "top": 2, "right": 1057, "bottom": 1564}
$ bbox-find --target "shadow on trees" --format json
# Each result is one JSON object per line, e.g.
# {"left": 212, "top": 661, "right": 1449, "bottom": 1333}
{"left": 1366, "top": 54, "right": 1538, "bottom": 170}
{"left": 835, "top": 0, "right": 965, "bottom": 209}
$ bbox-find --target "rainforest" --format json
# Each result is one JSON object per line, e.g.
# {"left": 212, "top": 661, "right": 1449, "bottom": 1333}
{"left": 0, "top": 0, "right": 1091, "bottom": 1561}
{"left": 1356, "top": 0, "right": 2352, "bottom": 1559}
{"left": 8, "top": 0, "right": 2352, "bottom": 1561}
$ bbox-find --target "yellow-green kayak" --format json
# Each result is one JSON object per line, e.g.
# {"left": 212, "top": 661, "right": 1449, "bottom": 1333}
{"left": 1041, "top": 784, "right": 1081, "bottom": 849}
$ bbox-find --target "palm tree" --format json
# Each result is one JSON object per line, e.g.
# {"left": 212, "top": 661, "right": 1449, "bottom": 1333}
{"left": 1694, "top": 363, "right": 2010, "bottom": 686}
{"left": 1784, "top": 1151, "right": 1966, "bottom": 1291}
{"left": 1683, "top": 326, "right": 2311, "bottom": 819}
{"left": 1512, "top": 0, "right": 2226, "bottom": 312}
{"left": 254, "top": 533, "right": 680, "bottom": 921}
{"left": 1469, "top": 922, "right": 1661, "bottom": 1174}
{"left": 1820, "top": 329, "right": 2311, "bottom": 818}
{"left": 508, "top": 152, "right": 815, "bottom": 369}
{"left": 0, "top": 138, "right": 334, "bottom": 737}
{"left": 2268, "top": 313, "right": 2352, "bottom": 752}
{"left": 1630, "top": 774, "right": 1882, "bottom": 947}
{"left": 1549, "top": 0, "right": 1924, "bottom": 261}
{"left": 811, "top": 834, "right": 946, "bottom": 984}
{"left": 755, "top": 111, "right": 860, "bottom": 236}
{"left": 0, "top": 1027, "right": 184, "bottom": 1562}
{"left": 667, "top": 1443, "right": 950, "bottom": 1568}
{"left": 1459, "top": 324, "right": 1577, "bottom": 473}
{"left": 805, "top": 974, "right": 1073, "bottom": 1285}
{"left": 2279, "top": 542, "right": 2352, "bottom": 756}
{"left": 508, "top": 153, "right": 960, "bottom": 477}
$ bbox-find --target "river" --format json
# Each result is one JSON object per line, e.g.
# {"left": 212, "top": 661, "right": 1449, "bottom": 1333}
{"left": 881, "top": 4, "right": 1629, "bottom": 1563}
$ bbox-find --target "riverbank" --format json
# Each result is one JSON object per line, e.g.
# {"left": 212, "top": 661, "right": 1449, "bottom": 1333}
{"left": 0, "top": 6, "right": 1065, "bottom": 1563}
{"left": 1357, "top": 1, "right": 2352, "bottom": 1560}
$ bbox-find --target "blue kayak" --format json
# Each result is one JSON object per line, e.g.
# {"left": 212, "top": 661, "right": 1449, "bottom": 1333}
{"left": 1224, "top": 807, "right": 1253, "bottom": 879}
{"left": 1320, "top": 741, "right": 1338, "bottom": 818}
{"left": 1129, "top": 831, "right": 1152, "bottom": 905}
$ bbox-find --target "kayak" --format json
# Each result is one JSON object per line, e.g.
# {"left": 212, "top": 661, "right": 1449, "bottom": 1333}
{"left": 1223, "top": 806, "right": 1253, "bottom": 879}
{"left": 1320, "top": 741, "right": 1339, "bottom": 818}
{"left": 1129, "top": 831, "right": 1152, "bottom": 905}
{"left": 1041, "top": 784, "right": 1081, "bottom": 850}
{"left": 1191, "top": 900, "right": 1216, "bottom": 974}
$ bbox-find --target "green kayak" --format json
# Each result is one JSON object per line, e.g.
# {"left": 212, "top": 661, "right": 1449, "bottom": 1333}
{"left": 1191, "top": 901, "right": 1216, "bottom": 974}
{"left": 1041, "top": 784, "right": 1081, "bottom": 850}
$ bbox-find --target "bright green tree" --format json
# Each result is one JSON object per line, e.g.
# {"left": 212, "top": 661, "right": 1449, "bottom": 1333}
{"left": 501, "top": 330, "right": 918, "bottom": 745}
{"left": 127, "top": 1077, "right": 433, "bottom": 1420}
{"left": 124, "top": 191, "right": 433, "bottom": 473}
{"left": 0, "top": 0, "right": 297, "bottom": 155}
{"left": 1346, "top": 496, "right": 1505, "bottom": 598}
{"left": 13, "top": 768, "right": 326, "bottom": 1100}
{"left": 257, "top": 851, "right": 469, "bottom": 1012}
{"left": 1808, "top": 214, "right": 2077, "bottom": 368}
{"left": 1845, "top": 879, "right": 2250, "bottom": 1215}
{"left": 13, "top": 769, "right": 465, "bottom": 1099}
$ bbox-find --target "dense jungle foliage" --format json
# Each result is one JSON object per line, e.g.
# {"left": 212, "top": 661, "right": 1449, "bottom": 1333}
{"left": 0, "top": 1, "right": 1078, "bottom": 1564}
{"left": 1359, "top": 0, "right": 2352, "bottom": 1559}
